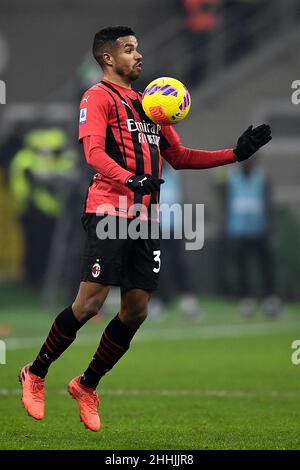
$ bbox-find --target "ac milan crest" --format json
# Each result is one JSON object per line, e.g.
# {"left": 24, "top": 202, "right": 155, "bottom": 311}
{"left": 91, "top": 261, "right": 101, "bottom": 278}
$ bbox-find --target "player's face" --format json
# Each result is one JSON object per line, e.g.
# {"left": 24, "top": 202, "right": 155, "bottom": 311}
{"left": 112, "top": 36, "right": 143, "bottom": 81}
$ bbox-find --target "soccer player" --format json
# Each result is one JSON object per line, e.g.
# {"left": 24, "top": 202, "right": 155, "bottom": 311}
{"left": 19, "top": 26, "right": 272, "bottom": 432}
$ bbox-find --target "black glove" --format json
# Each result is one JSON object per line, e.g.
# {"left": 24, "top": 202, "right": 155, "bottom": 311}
{"left": 234, "top": 124, "right": 272, "bottom": 162}
{"left": 125, "top": 174, "right": 164, "bottom": 196}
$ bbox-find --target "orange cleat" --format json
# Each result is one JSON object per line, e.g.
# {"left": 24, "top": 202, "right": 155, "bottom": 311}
{"left": 19, "top": 364, "right": 45, "bottom": 420}
{"left": 68, "top": 376, "right": 101, "bottom": 432}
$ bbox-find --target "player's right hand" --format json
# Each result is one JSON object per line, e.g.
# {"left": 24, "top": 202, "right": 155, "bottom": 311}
{"left": 125, "top": 174, "right": 164, "bottom": 195}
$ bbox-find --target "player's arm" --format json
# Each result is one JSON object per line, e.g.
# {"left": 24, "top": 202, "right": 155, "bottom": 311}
{"left": 83, "top": 135, "right": 133, "bottom": 184}
{"left": 79, "top": 91, "right": 163, "bottom": 194}
{"left": 160, "top": 124, "right": 272, "bottom": 169}
{"left": 79, "top": 90, "right": 133, "bottom": 184}
{"left": 83, "top": 137, "right": 164, "bottom": 195}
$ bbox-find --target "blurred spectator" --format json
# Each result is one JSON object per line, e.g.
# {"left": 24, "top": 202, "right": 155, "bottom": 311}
{"left": 213, "top": 166, "right": 232, "bottom": 297}
{"left": 150, "top": 161, "right": 202, "bottom": 320}
{"left": 0, "top": 122, "right": 25, "bottom": 181}
{"left": 0, "top": 168, "right": 24, "bottom": 279}
{"left": 222, "top": 158, "right": 281, "bottom": 317}
{"left": 9, "top": 127, "right": 77, "bottom": 287}
{"left": 181, "top": 0, "right": 220, "bottom": 86}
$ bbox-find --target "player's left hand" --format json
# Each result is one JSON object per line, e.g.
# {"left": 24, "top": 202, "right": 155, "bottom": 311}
{"left": 125, "top": 174, "right": 164, "bottom": 196}
{"left": 234, "top": 124, "right": 272, "bottom": 162}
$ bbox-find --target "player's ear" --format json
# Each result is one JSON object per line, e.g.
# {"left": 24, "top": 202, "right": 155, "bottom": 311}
{"left": 103, "top": 52, "right": 113, "bottom": 67}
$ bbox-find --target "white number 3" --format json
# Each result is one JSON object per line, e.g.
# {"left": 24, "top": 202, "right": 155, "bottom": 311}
{"left": 153, "top": 250, "right": 161, "bottom": 273}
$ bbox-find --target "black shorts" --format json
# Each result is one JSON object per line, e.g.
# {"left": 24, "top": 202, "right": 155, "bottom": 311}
{"left": 80, "top": 213, "right": 161, "bottom": 292}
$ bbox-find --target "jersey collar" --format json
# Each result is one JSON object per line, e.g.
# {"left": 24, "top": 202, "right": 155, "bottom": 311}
{"left": 102, "top": 79, "right": 138, "bottom": 99}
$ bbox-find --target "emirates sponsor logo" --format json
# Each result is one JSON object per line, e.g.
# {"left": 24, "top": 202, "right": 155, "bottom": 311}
{"left": 126, "top": 119, "right": 161, "bottom": 145}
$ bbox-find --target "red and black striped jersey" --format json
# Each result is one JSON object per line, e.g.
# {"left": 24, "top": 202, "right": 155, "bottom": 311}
{"left": 79, "top": 80, "right": 179, "bottom": 219}
{"left": 78, "top": 79, "right": 236, "bottom": 219}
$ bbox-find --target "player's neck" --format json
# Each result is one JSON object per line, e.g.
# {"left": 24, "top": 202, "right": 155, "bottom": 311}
{"left": 102, "top": 73, "right": 132, "bottom": 89}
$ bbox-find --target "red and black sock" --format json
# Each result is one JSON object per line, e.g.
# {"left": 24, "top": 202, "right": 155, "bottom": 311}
{"left": 29, "top": 306, "right": 83, "bottom": 378}
{"left": 80, "top": 314, "right": 139, "bottom": 389}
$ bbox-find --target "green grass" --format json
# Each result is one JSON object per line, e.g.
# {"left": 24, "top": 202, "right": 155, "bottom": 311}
{"left": 1, "top": 289, "right": 300, "bottom": 449}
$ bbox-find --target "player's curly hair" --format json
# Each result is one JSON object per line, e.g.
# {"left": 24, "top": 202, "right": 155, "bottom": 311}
{"left": 93, "top": 26, "right": 135, "bottom": 68}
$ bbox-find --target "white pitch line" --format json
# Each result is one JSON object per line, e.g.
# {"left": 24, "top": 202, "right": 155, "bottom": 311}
{"left": 0, "top": 388, "right": 299, "bottom": 399}
{"left": 3, "top": 320, "right": 300, "bottom": 350}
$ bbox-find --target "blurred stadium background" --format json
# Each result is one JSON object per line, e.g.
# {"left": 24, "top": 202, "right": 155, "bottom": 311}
{"left": 1, "top": 0, "right": 300, "bottom": 450}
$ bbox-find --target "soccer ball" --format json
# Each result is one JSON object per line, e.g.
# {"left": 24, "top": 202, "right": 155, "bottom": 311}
{"left": 142, "top": 77, "right": 191, "bottom": 125}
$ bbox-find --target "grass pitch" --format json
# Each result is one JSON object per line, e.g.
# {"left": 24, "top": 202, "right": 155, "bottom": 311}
{"left": 0, "top": 290, "right": 300, "bottom": 450}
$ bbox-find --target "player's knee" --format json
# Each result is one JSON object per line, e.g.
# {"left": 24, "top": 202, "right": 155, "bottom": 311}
{"left": 72, "top": 296, "right": 104, "bottom": 323}
{"left": 120, "top": 302, "right": 148, "bottom": 328}
{"left": 132, "top": 308, "right": 148, "bottom": 326}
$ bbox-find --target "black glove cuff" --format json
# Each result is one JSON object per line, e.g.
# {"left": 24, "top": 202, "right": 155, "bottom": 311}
{"left": 233, "top": 147, "right": 247, "bottom": 162}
